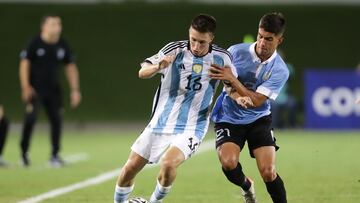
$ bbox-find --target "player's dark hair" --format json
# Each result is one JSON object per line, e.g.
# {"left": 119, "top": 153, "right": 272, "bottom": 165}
{"left": 40, "top": 14, "right": 60, "bottom": 27}
{"left": 191, "top": 14, "right": 217, "bottom": 34}
{"left": 259, "top": 12, "right": 286, "bottom": 36}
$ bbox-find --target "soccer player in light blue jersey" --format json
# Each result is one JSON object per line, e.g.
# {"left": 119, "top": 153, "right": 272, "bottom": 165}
{"left": 209, "top": 12, "right": 289, "bottom": 203}
{"left": 114, "top": 14, "right": 235, "bottom": 203}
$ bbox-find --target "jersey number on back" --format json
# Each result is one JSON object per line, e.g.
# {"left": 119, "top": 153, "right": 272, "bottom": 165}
{"left": 185, "top": 75, "right": 202, "bottom": 91}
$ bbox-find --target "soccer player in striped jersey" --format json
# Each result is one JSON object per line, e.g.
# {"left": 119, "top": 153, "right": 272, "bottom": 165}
{"left": 209, "top": 12, "right": 288, "bottom": 203}
{"left": 114, "top": 14, "right": 236, "bottom": 203}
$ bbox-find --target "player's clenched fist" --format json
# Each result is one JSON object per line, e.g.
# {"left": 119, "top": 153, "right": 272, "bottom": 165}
{"left": 158, "top": 55, "right": 176, "bottom": 70}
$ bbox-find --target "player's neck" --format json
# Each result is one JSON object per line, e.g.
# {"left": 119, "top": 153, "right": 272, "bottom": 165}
{"left": 41, "top": 32, "right": 60, "bottom": 44}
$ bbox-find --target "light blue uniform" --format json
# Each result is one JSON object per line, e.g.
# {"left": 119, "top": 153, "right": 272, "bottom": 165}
{"left": 212, "top": 42, "right": 289, "bottom": 125}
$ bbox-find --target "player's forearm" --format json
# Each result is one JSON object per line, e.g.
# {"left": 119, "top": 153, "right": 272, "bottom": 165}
{"left": 228, "top": 77, "right": 266, "bottom": 107}
{"left": 138, "top": 63, "right": 160, "bottom": 79}
{"left": 65, "top": 63, "right": 80, "bottom": 92}
{"left": 0, "top": 105, "right": 3, "bottom": 119}
{"left": 19, "top": 59, "right": 31, "bottom": 89}
{"left": 225, "top": 84, "right": 239, "bottom": 101}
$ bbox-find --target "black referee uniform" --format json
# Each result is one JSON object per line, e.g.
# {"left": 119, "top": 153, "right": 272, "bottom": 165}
{"left": 0, "top": 103, "right": 9, "bottom": 164}
{"left": 20, "top": 35, "right": 75, "bottom": 164}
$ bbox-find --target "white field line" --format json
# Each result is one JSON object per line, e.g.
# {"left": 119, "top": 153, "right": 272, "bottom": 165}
{"left": 32, "top": 153, "right": 90, "bottom": 170}
{"left": 17, "top": 139, "right": 215, "bottom": 203}
{"left": 63, "top": 153, "right": 90, "bottom": 164}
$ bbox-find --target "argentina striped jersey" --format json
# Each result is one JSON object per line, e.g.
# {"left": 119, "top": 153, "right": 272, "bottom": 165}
{"left": 142, "top": 40, "right": 235, "bottom": 140}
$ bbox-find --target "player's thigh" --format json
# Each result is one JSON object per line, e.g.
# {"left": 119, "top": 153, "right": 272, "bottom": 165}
{"left": 131, "top": 131, "right": 172, "bottom": 164}
{"left": 160, "top": 146, "right": 185, "bottom": 169}
{"left": 124, "top": 150, "right": 149, "bottom": 172}
{"left": 170, "top": 133, "right": 201, "bottom": 161}
{"left": 253, "top": 146, "right": 276, "bottom": 170}
{"left": 246, "top": 115, "right": 279, "bottom": 158}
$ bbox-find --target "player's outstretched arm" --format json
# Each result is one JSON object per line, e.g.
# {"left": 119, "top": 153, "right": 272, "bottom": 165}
{"left": 139, "top": 55, "right": 175, "bottom": 79}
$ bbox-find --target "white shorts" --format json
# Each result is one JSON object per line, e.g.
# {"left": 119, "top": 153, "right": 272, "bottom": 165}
{"left": 131, "top": 130, "right": 203, "bottom": 164}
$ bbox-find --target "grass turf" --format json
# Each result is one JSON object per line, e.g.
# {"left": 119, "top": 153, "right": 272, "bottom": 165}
{"left": 1, "top": 127, "right": 359, "bottom": 203}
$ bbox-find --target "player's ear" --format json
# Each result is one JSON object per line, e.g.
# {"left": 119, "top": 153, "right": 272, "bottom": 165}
{"left": 210, "top": 33, "right": 215, "bottom": 43}
{"left": 278, "top": 36, "right": 284, "bottom": 45}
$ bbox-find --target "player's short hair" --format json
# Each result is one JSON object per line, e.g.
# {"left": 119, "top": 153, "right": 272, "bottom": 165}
{"left": 259, "top": 12, "right": 286, "bottom": 36}
{"left": 40, "top": 14, "right": 61, "bottom": 27}
{"left": 190, "top": 14, "right": 217, "bottom": 34}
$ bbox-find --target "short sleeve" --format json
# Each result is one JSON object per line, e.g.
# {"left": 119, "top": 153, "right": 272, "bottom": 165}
{"left": 20, "top": 38, "right": 36, "bottom": 61}
{"left": 62, "top": 39, "right": 75, "bottom": 64}
{"left": 227, "top": 45, "right": 236, "bottom": 60}
{"left": 256, "top": 65, "right": 289, "bottom": 100}
{"left": 223, "top": 53, "right": 238, "bottom": 78}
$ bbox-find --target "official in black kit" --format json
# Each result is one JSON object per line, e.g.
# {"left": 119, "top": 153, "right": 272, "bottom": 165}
{"left": 19, "top": 15, "right": 81, "bottom": 167}
{"left": 0, "top": 104, "right": 9, "bottom": 167}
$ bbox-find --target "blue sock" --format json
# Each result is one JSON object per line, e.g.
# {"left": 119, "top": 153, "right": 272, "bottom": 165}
{"left": 114, "top": 184, "right": 134, "bottom": 203}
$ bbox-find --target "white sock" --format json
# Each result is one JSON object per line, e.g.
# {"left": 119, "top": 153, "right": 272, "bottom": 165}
{"left": 114, "top": 184, "right": 134, "bottom": 203}
{"left": 149, "top": 180, "right": 172, "bottom": 203}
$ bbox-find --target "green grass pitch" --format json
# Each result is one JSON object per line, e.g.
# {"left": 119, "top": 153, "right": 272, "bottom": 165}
{"left": 1, "top": 127, "right": 359, "bottom": 203}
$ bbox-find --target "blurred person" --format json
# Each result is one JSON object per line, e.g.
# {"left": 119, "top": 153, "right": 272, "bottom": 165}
{"left": 0, "top": 105, "right": 9, "bottom": 167}
{"left": 209, "top": 12, "right": 288, "bottom": 203}
{"left": 19, "top": 14, "right": 81, "bottom": 167}
{"left": 243, "top": 34, "right": 255, "bottom": 43}
{"left": 270, "top": 49, "right": 297, "bottom": 128}
{"left": 114, "top": 14, "right": 236, "bottom": 203}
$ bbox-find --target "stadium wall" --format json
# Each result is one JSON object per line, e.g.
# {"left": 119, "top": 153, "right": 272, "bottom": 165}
{"left": 0, "top": 3, "right": 359, "bottom": 122}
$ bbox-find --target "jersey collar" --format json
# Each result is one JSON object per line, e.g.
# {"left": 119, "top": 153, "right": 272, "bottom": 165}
{"left": 249, "top": 42, "right": 277, "bottom": 64}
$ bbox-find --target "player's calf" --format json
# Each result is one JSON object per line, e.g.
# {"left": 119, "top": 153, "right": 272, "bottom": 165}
{"left": 222, "top": 162, "right": 251, "bottom": 191}
{"left": 265, "top": 173, "right": 287, "bottom": 203}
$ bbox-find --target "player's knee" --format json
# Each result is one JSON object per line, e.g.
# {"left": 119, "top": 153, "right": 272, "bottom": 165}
{"left": 160, "top": 158, "right": 177, "bottom": 172}
{"left": 220, "top": 155, "right": 238, "bottom": 170}
{"left": 259, "top": 165, "right": 276, "bottom": 182}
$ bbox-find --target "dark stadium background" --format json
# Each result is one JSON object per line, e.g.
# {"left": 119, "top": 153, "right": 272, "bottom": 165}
{"left": 0, "top": 3, "right": 359, "bottom": 123}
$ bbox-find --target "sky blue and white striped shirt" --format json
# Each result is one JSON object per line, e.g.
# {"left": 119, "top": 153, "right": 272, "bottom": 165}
{"left": 143, "top": 40, "right": 235, "bottom": 139}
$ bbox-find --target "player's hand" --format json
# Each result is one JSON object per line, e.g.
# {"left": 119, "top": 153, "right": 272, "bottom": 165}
{"left": 158, "top": 55, "right": 176, "bottom": 70}
{"left": 208, "top": 64, "right": 236, "bottom": 84}
{"left": 21, "top": 86, "right": 36, "bottom": 103}
{"left": 235, "top": 96, "right": 254, "bottom": 108}
{"left": 0, "top": 105, "right": 3, "bottom": 119}
{"left": 356, "top": 98, "right": 360, "bottom": 104}
{"left": 70, "top": 90, "right": 81, "bottom": 109}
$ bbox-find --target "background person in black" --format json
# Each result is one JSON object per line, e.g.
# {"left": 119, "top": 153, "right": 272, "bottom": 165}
{"left": 19, "top": 14, "right": 81, "bottom": 167}
{"left": 0, "top": 104, "right": 9, "bottom": 167}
